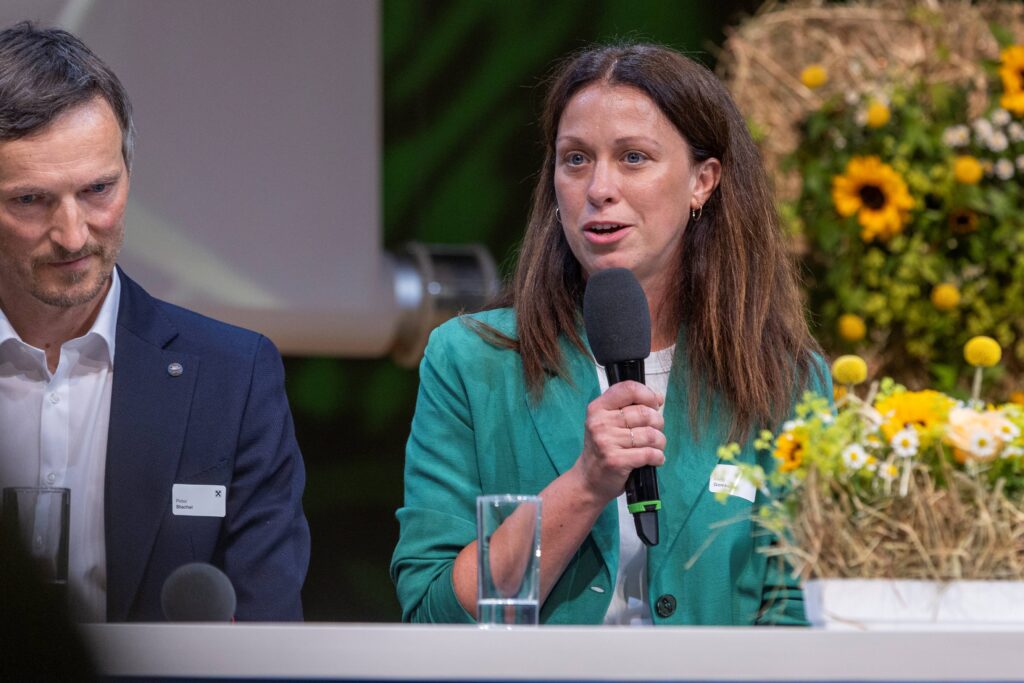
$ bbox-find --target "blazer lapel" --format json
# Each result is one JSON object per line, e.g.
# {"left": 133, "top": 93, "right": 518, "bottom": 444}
{"left": 105, "top": 270, "right": 198, "bottom": 621}
{"left": 525, "top": 337, "right": 618, "bottom": 573}
{"left": 655, "top": 346, "right": 728, "bottom": 560}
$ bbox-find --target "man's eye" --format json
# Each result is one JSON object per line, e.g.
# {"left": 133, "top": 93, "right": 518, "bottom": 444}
{"left": 15, "top": 194, "right": 37, "bottom": 205}
{"left": 88, "top": 183, "right": 109, "bottom": 194}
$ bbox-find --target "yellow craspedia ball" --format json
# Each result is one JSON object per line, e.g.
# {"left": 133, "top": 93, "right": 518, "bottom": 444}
{"left": 930, "top": 283, "right": 961, "bottom": 311}
{"left": 953, "top": 156, "right": 984, "bottom": 184}
{"left": 837, "top": 314, "right": 866, "bottom": 342}
{"left": 865, "top": 101, "right": 891, "bottom": 128}
{"left": 800, "top": 64, "right": 828, "bottom": 89}
{"left": 964, "top": 336, "right": 1002, "bottom": 367}
{"left": 832, "top": 355, "right": 868, "bottom": 386}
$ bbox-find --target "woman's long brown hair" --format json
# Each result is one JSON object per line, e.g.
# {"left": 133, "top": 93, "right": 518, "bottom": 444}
{"left": 473, "top": 43, "right": 822, "bottom": 442}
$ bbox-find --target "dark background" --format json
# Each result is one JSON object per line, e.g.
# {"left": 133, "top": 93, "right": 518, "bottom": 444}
{"left": 294, "top": 0, "right": 763, "bottom": 622}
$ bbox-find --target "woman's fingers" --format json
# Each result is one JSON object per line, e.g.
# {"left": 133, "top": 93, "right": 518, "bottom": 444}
{"left": 578, "top": 381, "right": 667, "bottom": 501}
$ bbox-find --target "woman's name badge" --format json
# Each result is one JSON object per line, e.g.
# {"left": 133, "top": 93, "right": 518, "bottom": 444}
{"left": 708, "top": 464, "right": 756, "bottom": 503}
{"left": 171, "top": 484, "right": 227, "bottom": 517}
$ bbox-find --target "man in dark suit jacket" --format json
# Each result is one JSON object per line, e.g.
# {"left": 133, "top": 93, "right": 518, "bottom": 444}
{"left": 0, "top": 22, "right": 309, "bottom": 621}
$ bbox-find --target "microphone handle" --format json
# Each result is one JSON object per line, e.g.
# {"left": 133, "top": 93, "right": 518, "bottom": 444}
{"left": 605, "top": 361, "right": 661, "bottom": 546}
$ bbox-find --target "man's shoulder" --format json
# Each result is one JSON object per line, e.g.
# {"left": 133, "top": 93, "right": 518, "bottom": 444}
{"left": 117, "top": 270, "right": 271, "bottom": 360}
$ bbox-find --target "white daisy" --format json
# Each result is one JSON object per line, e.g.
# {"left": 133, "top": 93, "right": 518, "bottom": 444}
{"left": 782, "top": 419, "right": 804, "bottom": 433}
{"left": 891, "top": 427, "right": 919, "bottom": 458}
{"left": 941, "top": 125, "right": 970, "bottom": 148}
{"left": 818, "top": 411, "right": 835, "bottom": 425}
{"left": 992, "top": 109, "right": 1012, "bottom": 127}
{"left": 995, "top": 419, "right": 1021, "bottom": 441}
{"left": 995, "top": 158, "right": 1015, "bottom": 180}
{"left": 878, "top": 462, "right": 900, "bottom": 481}
{"left": 1016, "top": 155, "right": 1024, "bottom": 172}
{"left": 988, "top": 131, "right": 1010, "bottom": 153}
{"left": 842, "top": 444, "right": 869, "bottom": 470}
{"left": 967, "top": 429, "right": 997, "bottom": 459}
{"left": 863, "top": 455, "right": 879, "bottom": 472}
{"left": 1009, "top": 122, "right": 1024, "bottom": 143}
{"left": 972, "top": 117, "right": 994, "bottom": 141}
{"left": 1002, "top": 445, "right": 1024, "bottom": 459}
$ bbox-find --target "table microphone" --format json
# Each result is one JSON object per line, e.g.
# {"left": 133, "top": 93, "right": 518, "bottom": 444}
{"left": 583, "top": 267, "right": 661, "bottom": 546}
{"left": 161, "top": 562, "right": 237, "bottom": 622}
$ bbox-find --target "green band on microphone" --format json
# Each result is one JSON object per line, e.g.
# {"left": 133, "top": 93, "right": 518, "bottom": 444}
{"left": 627, "top": 500, "right": 662, "bottom": 514}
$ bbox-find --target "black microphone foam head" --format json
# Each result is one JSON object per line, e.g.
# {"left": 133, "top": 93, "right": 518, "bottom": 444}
{"left": 583, "top": 267, "right": 651, "bottom": 365}
{"left": 161, "top": 562, "right": 237, "bottom": 622}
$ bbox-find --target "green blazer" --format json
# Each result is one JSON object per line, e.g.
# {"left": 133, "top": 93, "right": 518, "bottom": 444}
{"left": 391, "top": 308, "right": 828, "bottom": 625}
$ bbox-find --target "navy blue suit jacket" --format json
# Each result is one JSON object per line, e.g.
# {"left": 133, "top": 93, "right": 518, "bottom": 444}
{"left": 104, "top": 269, "right": 310, "bottom": 621}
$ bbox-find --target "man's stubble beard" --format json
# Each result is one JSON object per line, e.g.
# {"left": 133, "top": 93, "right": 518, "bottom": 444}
{"left": 28, "top": 229, "right": 124, "bottom": 309}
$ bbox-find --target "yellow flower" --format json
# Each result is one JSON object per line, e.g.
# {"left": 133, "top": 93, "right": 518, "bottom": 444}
{"left": 865, "top": 101, "right": 891, "bottom": 128}
{"left": 930, "top": 283, "right": 960, "bottom": 311}
{"left": 998, "top": 45, "right": 1024, "bottom": 116}
{"left": 773, "top": 431, "right": 806, "bottom": 473}
{"left": 1011, "top": 391, "right": 1024, "bottom": 406}
{"left": 838, "top": 313, "right": 866, "bottom": 342}
{"left": 953, "top": 156, "right": 983, "bottom": 185}
{"left": 964, "top": 336, "right": 1001, "bottom": 367}
{"left": 800, "top": 64, "right": 828, "bottom": 89}
{"left": 832, "top": 355, "right": 868, "bottom": 385}
{"left": 875, "top": 390, "right": 956, "bottom": 443}
{"left": 831, "top": 156, "right": 914, "bottom": 241}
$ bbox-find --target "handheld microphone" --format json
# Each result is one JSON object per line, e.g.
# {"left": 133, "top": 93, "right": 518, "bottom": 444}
{"left": 160, "top": 562, "right": 236, "bottom": 622}
{"left": 583, "top": 267, "right": 661, "bottom": 546}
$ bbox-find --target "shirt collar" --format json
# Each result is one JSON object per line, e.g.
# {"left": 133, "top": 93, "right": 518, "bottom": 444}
{"left": 91, "top": 269, "right": 121, "bottom": 362}
{"left": 0, "top": 269, "right": 121, "bottom": 363}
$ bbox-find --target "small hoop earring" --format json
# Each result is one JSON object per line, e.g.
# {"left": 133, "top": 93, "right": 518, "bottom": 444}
{"left": 690, "top": 205, "right": 703, "bottom": 222}
{"left": 555, "top": 207, "right": 562, "bottom": 223}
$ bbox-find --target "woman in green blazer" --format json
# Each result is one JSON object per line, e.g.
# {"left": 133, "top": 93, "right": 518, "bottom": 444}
{"left": 391, "top": 43, "right": 828, "bottom": 626}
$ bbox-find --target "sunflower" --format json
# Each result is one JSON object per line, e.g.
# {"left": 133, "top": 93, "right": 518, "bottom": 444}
{"left": 831, "top": 156, "right": 914, "bottom": 242}
{"left": 998, "top": 45, "right": 1024, "bottom": 116}
{"left": 773, "top": 430, "right": 807, "bottom": 473}
{"left": 948, "top": 208, "right": 979, "bottom": 234}
{"left": 875, "top": 390, "right": 956, "bottom": 444}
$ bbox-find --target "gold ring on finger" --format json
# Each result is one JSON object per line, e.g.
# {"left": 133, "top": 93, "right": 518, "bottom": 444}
{"left": 629, "top": 428, "right": 636, "bottom": 448}
{"left": 620, "top": 408, "right": 631, "bottom": 430}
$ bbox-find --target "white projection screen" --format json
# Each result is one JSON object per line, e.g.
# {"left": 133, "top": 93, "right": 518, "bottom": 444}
{"left": 0, "top": 0, "right": 391, "bottom": 356}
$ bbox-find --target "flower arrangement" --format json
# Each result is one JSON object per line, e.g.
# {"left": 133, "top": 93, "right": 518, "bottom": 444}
{"left": 718, "top": 1, "right": 1024, "bottom": 395}
{"left": 790, "top": 42, "right": 1024, "bottom": 392}
{"left": 718, "top": 337, "right": 1024, "bottom": 581}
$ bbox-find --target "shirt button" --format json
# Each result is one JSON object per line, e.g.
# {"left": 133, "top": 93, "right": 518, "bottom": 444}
{"left": 49, "top": 393, "right": 60, "bottom": 405}
{"left": 47, "top": 473, "right": 57, "bottom": 483}
{"left": 655, "top": 594, "right": 677, "bottom": 618}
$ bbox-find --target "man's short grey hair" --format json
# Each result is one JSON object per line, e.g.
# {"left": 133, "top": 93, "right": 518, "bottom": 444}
{"left": 0, "top": 21, "right": 135, "bottom": 172}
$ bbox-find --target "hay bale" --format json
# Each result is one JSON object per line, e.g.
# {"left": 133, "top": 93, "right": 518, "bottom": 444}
{"left": 717, "top": 0, "right": 1024, "bottom": 199}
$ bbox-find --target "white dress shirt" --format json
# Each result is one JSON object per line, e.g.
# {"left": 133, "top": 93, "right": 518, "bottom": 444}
{"left": 596, "top": 345, "right": 674, "bottom": 626}
{"left": 0, "top": 274, "right": 120, "bottom": 622}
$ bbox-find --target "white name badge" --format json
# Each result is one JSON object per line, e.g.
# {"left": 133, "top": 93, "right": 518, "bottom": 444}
{"left": 708, "top": 464, "right": 757, "bottom": 503}
{"left": 172, "top": 484, "right": 227, "bottom": 517}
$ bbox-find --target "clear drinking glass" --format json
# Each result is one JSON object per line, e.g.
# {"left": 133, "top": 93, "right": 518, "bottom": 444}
{"left": 476, "top": 494, "right": 541, "bottom": 626}
{"left": 2, "top": 487, "right": 71, "bottom": 605}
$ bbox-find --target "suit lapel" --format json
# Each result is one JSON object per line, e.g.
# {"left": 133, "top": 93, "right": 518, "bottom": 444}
{"left": 105, "top": 270, "right": 198, "bottom": 621}
{"left": 525, "top": 337, "right": 619, "bottom": 573}
{"left": 655, "top": 346, "right": 728, "bottom": 561}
